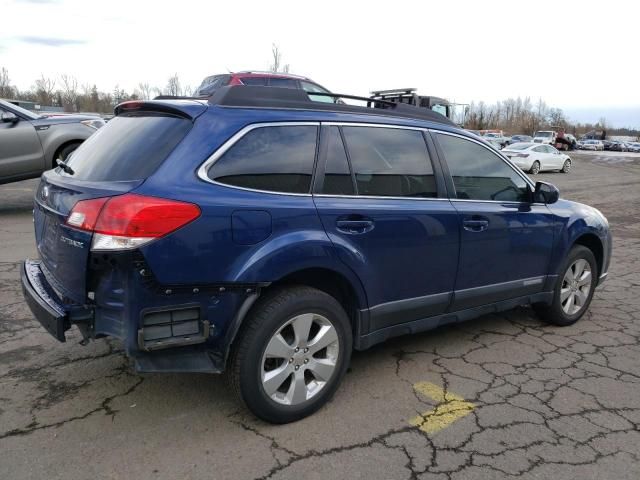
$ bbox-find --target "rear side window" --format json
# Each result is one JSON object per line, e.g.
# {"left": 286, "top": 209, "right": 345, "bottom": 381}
{"left": 321, "top": 127, "right": 354, "bottom": 195}
{"left": 269, "top": 78, "right": 298, "bottom": 88}
{"left": 342, "top": 127, "right": 437, "bottom": 198}
{"left": 208, "top": 125, "right": 318, "bottom": 194}
{"left": 435, "top": 133, "right": 529, "bottom": 202}
{"left": 240, "top": 77, "right": 268, "bottom": 86}
{"left": 63, "top": 114, "right": 191, "bottom": 181}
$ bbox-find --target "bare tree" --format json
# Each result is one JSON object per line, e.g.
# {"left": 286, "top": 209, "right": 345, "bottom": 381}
{"left": 34, "top": 75, "right": 57, "bottom": 106}
{"left": 60, "top": 74, "right": 78, "bottom": 112}
{"left": 137, "top": 82, "right": 152, "bottom": 100}
{"left": 0, "top": 66, "right": 14, "bottom": 98}
{"left": 165, "top": 73, "right": 181, "bottom": 96}
{"left": 269, "top": 44, "right": 290, "bottom": 73}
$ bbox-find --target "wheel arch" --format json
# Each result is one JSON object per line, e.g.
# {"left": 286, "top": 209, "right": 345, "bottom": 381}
{"left": 222, "top": 265, "right": 369, "bottom": 365}
{"left": 572, "top": 233, "right": 604, "bottom": 277}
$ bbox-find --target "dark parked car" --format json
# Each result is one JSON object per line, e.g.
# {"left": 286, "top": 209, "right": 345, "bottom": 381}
{"left": 0, "top": 99, "right": 104, "bottom": 184}
{"left": 609, "top": 141, "right": 628, "bottom": 152}
{"left": 22, "top": 86, "right": 612, "bottom": 423}
{"left": 195, "top": 71, "right": 334, "bottom": 102}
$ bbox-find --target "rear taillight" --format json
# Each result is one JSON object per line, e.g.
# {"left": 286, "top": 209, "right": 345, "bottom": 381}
{"left": 66, "top": 194, "right": 201, "bottom": 251}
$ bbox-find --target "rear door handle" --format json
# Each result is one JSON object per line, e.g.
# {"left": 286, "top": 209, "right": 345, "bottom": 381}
{"left": 463, "top": 219, "right": 489, "bottom": 232}
{"left": 336, "top": 219, "right": 374, "bottom": 234}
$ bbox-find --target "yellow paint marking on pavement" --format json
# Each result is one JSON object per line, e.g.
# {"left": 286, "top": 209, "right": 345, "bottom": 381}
{"left": 409, "top": 382, "right": 475, "bottom": 434}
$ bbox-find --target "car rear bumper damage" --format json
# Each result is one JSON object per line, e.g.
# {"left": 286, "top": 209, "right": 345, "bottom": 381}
{"left": 21, "top": 256, "right": 263, "bottom": 374}
{"left": 21, "top": 259, "right": 93, "bottom": 342}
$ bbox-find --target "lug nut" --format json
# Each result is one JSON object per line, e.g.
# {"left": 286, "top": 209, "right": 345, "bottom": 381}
{"left": 295, "top": 347, "right": 299, "bottom": 353}
{"left": 304, "top": 348, "right": 309, "bottom": 353}
{"left": 288, "top": 358, "right": 293, "bottom": 363}
{"left": 304, "top": 359, "right": 309, "bottom": 364}
{"left": 295, "top": 365, "right": 300, "bottom": 371}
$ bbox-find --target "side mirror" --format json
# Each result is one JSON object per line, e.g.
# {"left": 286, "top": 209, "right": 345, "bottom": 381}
{"left": 1, "top": 111, "right": 19, "bottom": 124}
{"left": 534, "top": 181, "right": 559, "bottom": 204}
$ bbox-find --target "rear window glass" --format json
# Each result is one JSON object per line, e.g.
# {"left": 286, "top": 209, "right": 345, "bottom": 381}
{"left": 63, "top": 114, "right": 191, "bottom": 181}
{"left": 208, "top": 125, "right": 318, "bottom": 194}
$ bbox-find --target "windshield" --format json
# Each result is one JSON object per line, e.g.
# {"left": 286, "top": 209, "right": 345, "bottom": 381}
{"left": 535, "top": 131, "right": 553, "bottom": 138}
{"left": 1, "top": 101, "right": 41, "bottom": 120}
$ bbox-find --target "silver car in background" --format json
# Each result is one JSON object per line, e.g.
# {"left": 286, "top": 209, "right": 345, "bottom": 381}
{"left": 0, "top": 99, "right": 104, "bottom": 184}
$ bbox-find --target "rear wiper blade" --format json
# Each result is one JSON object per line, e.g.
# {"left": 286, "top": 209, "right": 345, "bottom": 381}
{"left": 56, "top": 159, "right": 75, "bottom": 175}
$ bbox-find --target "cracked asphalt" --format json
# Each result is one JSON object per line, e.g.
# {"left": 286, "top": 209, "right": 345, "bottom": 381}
{"left": 1, "top": 150, "right": 639, "bottom": 479}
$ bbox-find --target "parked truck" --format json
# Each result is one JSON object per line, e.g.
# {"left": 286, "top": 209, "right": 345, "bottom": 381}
{"left": 368, "top": 88, "right": 462, "bottom": 123}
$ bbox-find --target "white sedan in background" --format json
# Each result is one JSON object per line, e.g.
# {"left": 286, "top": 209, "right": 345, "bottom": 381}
{"left": 502, "top": 142, "right": 572, "bottom": 174}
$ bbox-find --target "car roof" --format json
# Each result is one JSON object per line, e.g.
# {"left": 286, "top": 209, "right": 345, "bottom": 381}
{"left": 234, "top": 71, "right": 311, "bottom": 80}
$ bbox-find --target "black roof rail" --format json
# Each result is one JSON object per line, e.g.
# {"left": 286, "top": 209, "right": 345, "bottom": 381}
{"left": 208, "top": 86, "right": 455, "bottom": 126}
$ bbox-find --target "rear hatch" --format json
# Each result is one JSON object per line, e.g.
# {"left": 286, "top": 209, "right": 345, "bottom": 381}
{"left": 34, "top": 102, "right": 202, "bottom": 304}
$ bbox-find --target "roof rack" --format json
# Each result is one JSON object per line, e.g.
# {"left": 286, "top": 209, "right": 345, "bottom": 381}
{"left": 208, "top": 86, "right": 455, "bottom": 126}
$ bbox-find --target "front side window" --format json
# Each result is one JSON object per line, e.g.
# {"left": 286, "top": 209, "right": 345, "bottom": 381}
{"left": 435, "top": 133, "right": 530, "bottom": 202}
{"left": 342, "top": 126, "right": 437, "bottom": 198}
{"left": 207, "top": 125, "right": 318, "bottom": 194}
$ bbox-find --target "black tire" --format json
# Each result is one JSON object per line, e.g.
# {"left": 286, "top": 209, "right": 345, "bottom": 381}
{"left": 534, "top": 245, "right": 598, "bottom": 326}
{"left": 228, "top": 285, "right": 352, "bottom": 423}
{"left": 54, "top": 142, "right": 82, "bottom": 167}
{"left": 561, "top": 159, "right": 571, "bottom": 173}
{"left": 529, "top": 160, "right": 541, "bottom": 175}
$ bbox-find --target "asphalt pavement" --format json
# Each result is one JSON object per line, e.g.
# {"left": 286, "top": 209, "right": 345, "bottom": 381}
{"left": 1, "top": 150, "right": 640, "bottom": 479}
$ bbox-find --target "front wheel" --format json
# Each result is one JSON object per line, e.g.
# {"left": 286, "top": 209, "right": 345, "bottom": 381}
{"left": 561, "top": 159, "right": 571, "bottom": 173}
{"left": 534, "top": 245, "right": 597, "bottom": 326}
{"left": 228, "top": 286, "right": 352, "bottom": 423}
{"left": 529, "top": 160, "right": 541, "bottom": 175}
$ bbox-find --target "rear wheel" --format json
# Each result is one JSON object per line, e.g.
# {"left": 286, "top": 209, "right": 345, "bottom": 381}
{"left": 228, "top": 286, "right": 352, "bottom": 423}
{"left": 561, "top": 159, "right": 571, "bottom": 173}
{"left": 534, "top": 245, "right": 597, "bottom": 326}
{"left": 529, "top": 160, "right": 541, "bottom": 175}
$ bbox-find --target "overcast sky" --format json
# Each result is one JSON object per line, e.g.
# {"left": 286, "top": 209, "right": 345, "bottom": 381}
{"left": 1, "top": 0, "right": 639, "bottom": 127}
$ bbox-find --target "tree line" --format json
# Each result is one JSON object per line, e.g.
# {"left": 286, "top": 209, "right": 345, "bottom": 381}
{"left": 0, "top": 67, "right": 192, "bottom": 114}
{"left": 2, "top": 65, "right": 637, "bottom": 137}
{"left": 464, "top": 97, "right": 637, "bottom": 137}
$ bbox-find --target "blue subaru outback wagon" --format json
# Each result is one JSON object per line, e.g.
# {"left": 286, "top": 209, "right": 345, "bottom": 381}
{"left": 21, "top": 86, "right": 611, "bottom": 423}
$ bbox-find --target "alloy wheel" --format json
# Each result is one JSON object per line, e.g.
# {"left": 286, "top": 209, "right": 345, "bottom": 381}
{"left": 261, "top": 313, "right": 340, "bottom": 406}
{"left": 531, "top": 161, "right": 540, "bottom": 175}
{"left": 560, "top": 259, "right": 592, "bottom": 315}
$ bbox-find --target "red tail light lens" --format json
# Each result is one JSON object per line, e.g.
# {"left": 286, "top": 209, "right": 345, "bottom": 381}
{"left": 67, "top": 194, "right": 201, "bottom": 238}
{"left": 66, "top": 197, "right": 109, "bottom": 231}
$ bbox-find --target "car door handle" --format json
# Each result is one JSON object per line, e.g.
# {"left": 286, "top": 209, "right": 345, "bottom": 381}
{"left": 336, "top": 219, "right": 374, "bottom": 234}
{"left": 463, "top": 219, "right": 489, "bottom": 232}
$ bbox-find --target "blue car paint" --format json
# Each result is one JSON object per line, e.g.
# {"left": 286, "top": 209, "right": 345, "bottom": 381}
{"left": 24, "top": 99, "right": 611, "bottom": 372}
